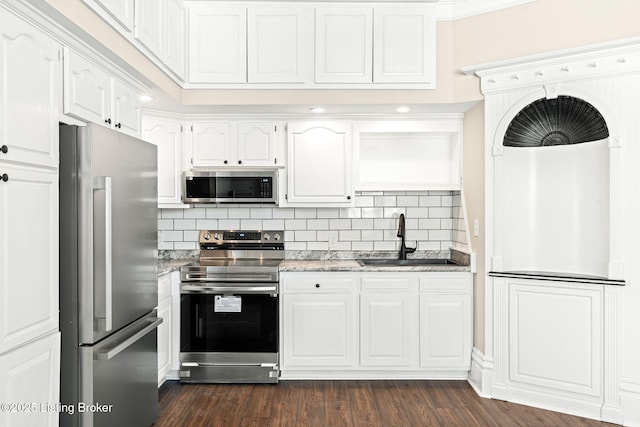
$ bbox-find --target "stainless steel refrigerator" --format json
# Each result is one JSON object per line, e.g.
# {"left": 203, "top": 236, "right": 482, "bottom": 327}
{"left": 59, "top": 123, "right": 161, "bottom": 427}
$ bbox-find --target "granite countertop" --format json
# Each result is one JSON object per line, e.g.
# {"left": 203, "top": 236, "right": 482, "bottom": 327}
{"left": 278, "top": 259, "right": 471, "bottom": 273}
{"left": 157, "top": 258, "right": 195, "bottom": 276}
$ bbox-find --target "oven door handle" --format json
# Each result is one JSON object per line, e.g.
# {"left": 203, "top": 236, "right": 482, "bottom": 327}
{"left": 183, "top": 274, "right": 277, "bottom": 282}
{"left": 180, "top": 284, "right": 278, "bottom": 295}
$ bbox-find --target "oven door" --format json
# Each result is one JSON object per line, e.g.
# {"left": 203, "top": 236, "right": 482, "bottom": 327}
{"left": 179, "top": 284, "right": 279, "bottom": 383}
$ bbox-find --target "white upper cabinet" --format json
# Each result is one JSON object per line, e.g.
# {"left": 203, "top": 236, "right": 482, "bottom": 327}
{"left": 135, "top": 0, "right": 164, "bottom": 59}
{"left": 165, "top": 0, "right": 186, "bottom": 79}
{"left": 286, "top": 121, "right": 353, "bottom": 206}
{"left": 83, "top": 0, "right": 135, "bottom": 32}
{"left": 191, "top": 121, "right": 282, "bottom": 167}
{"left": 373, "top": 6, "right": 436, "bottom": 84}
{"left": 315, "top": 7, "right": 372, "bottom": 84}
{"left": 141, "top": 116, "right": 183, "bottom": 206}
{"left": 189, "top": 6, "right": 247, "bottom": 83}
{"left": 247, "top": 7, "right": 309, "bottom": 83}
{"left": 191, "top": 121, "right": 235, "bottom": 166}
{"left": 64, "top": 48, "right": 142, "bottom": 135}
{"left": 0, "top": 10, "right": 60, "bottom": 169}
{"left": 135, "top": 0, "right": 185, "bottom": 80}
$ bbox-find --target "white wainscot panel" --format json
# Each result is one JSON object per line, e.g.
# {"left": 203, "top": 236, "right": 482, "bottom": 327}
{"left": 509, "top": 283, "right": 602, "bottom": 396}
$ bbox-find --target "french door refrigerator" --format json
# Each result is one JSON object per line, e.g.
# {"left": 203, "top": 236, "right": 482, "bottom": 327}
{"left": 59, "top": 123, "right": 160, "bottom": 427}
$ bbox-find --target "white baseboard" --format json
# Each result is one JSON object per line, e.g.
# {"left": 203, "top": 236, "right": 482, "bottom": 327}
{"left": 620, "top": 379, "right": 640, "bottom": 426}
{"left": 467, "top": 347, "right": 493, "bottom": 398}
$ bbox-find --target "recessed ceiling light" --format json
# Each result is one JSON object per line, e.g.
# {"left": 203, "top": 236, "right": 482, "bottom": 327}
{"left": 139, "top": 94, "right": 155, "bottom": 102}
{"left": 310, "top": 107, "right": 326, "bottom": 114}
{"left": 396, "top": 106, "right": 411, "bottom": 113}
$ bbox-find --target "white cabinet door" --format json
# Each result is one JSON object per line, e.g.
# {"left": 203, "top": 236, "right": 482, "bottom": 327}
{"left": 373, "top": 6, "right": 436, "bottom": 84}
{"left": 315, "top": 7, "right": 372, "bottom": 83}
{"left": 237, "top": 122, "right": 279, "bottom": 166}
{"left": 191, "top": 122, "right": 234, "bottom": 167}
{"left": 141, "top": 117, "right": 183, "bottom": 205}
{"left": 247, "top": 7, "right": 309, "bottom": 83}
{"left": 360, "top": 277, "right": 417, "bottom": 367}
{"left": 189, "top": 6, "right": 247, "bottom": 83}
{"left": 135, "top": 0, "right": 164, "bottom": 60}
{"left": 112, "top": 79, "right": 140, "bottom": 137}
{"left": 419, "top": 294, "right": 471, "bottom": 368}
{"left": 0, "top": 10, "right": 60, "bottom": 169}
{"left": 0, "top": 166, "right": 58, "bottom": 354}
{"left": 282, "top": 277, "right": 357, "bottom": 367}
{"left": 419, "top": 276, "right": 472, "bottom": 369}
{"left": 0, "top": 332, "right": 60, "bottom": 427}
{"left": 157, "top": 296, "right": 172, "bottom": 386}
{"left": 90, "top": 0, "right": 135, "bottom": 31}
{"left": 165, "top": 0, "right": 186, "bottom": 80}
{"left": 286, "top": 121, "right": 353, "bottom": 205}
{"left": 63, "top": 47, "right": 111, "bottom": 126}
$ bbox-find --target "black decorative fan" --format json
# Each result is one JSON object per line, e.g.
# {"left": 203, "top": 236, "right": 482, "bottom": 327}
{"left": 503, "top": 96, "right": 609, "bottom": 147}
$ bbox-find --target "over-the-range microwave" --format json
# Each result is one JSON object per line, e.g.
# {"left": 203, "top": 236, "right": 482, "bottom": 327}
{"left": 182, "top": 170, "right": 278, "bottom": 204}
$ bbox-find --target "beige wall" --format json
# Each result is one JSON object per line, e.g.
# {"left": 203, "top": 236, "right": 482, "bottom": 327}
{"left": 462, "top": 102, "right": 485, "bottom": 352}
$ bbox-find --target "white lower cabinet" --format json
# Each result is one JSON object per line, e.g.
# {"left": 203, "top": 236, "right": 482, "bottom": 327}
{"left": 157, "top": 271, "right": 180, "bottom": 386}
{"left": 280, "top": 271, "right": 472, "bottom": 379}
{"left": 282, "top": 276, "right": 357, "bottom": 367}
{"left": 0, "top": 332, "right": 60, "bottom": 427}
{"left": 360, "top": 277, "right": 417, "bottom": 367}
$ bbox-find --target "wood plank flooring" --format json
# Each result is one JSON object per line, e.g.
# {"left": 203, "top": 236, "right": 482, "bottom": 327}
{"left": 154, "top": 380, "right": 617, "bottom": 427}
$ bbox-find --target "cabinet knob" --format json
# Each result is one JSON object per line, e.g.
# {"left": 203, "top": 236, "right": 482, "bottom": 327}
{"left": 224, "top": 160, "right": 228, "bottom": 165}
{"left": 0, "top": 145, "right": 7, "bottom": 154}
{"left": 347, "top": 195, "right": 351, "bottom": 200}
{"left": 115, "top": 123, "right": 121, "bottom": 129}
{"left": 105, "top": 118, "right": 112, "bottom": 125}
{"left": 315, "top": 283, "right": 320, "bottom": 288}
{"left": 238, "top": 160, "right": 242, "bottom": 165}
{"left": 1, "top": 173, "right": 8, "bottom": 182}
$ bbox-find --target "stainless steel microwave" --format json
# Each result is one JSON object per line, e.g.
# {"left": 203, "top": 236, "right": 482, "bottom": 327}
{"left": 182, "top": 170, "right": 278, "bottom": 204}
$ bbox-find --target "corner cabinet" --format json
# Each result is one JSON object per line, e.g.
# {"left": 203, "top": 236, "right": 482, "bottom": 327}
{"left": 280, "top": 271, "right": 472, "bottom": 379}
{"left": 285, "top": 121, "right": 354, "bottom": 206}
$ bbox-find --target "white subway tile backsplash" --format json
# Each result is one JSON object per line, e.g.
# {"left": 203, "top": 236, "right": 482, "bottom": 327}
{"left": 329, "top": 219, "right": 351, "bottom": 230}
{"left": 307, "top": 219, "right": 329, "bottom": 230}
{"left": 285, "top": 219, "right": 307, "bottom": 230}
{"left": 158, "top": 190, "right": 468, "bottom": 252}
{"left": 294, "top": 208, "right": 317, "bottom": 219}
{"left": 174, "top": 219, "right": 196, "bottom": 230}
{"left": 206, "top": 208, "right": 228, "bottom": 219}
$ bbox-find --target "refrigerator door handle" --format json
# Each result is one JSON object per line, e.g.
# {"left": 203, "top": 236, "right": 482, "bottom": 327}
{"left": 94, "top": 317, "right": 163, "bottom": 361}
{"left": 93, "top": 176, "right": 113, "bottom": 332}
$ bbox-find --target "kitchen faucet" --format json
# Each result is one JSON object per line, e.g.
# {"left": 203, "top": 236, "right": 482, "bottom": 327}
{"left": 397, "top": 213, "right": 416, "bottom": 260}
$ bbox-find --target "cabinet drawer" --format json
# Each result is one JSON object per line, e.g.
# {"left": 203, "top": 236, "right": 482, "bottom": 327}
{"left": 361, "top": 277, "right": 415, "bottom": 292}
{"left": 419, "top": 278, "right": 471, "bottom": 294}
{"left": 283, "top": 277, "right": 356, "bottom": 292}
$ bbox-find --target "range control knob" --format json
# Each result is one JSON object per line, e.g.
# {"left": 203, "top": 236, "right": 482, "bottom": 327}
{"left": 273, "top": 233, "right": 281, "bottom": 241}
{"left": 213, "top": 233, "right": 222, "bottom": 240}
{"left": 203, "top": 232, "right": 211, "bottom": 241}
{"left": 263, "top": 233, "right": 270, "bottom": 241}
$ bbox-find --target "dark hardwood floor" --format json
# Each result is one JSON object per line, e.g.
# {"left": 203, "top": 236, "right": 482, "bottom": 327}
{"left": 154, "top": 380, "right": 618, "bottom": 427}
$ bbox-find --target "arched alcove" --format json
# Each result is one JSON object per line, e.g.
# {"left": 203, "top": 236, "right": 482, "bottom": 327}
{"left": 500, "top": 95, "right": 611, "bottom": 278}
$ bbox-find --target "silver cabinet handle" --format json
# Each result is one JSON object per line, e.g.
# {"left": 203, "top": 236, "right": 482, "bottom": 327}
{"left": 93, "top": 176, "right": 113, "bottom": 332}
{"left": 94, "top": 317, "right": 163, "bottom": 361}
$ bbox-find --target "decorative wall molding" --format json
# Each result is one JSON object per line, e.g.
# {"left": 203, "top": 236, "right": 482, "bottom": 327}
{"left": 468, "top": 346, "right": 493, "bottom": 397}
{"left": 462, "top": 37, "right": 640, "bottom": 94}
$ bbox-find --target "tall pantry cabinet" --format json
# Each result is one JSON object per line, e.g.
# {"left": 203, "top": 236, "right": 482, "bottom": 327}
{"left": 0, "top": 7, "right": 61, "bottom": 427}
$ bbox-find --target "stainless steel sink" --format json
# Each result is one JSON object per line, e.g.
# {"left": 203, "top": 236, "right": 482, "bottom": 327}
{"left": 357, "top": 258, "right": 457, "bottom": 266}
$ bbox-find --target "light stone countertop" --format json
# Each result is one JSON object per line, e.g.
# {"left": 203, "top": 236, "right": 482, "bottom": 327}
{"left": 157, "top": 259, "right": 195, "bottom": 276}
{"left": 278, "top": 259, "right": 471, "bottom": 273}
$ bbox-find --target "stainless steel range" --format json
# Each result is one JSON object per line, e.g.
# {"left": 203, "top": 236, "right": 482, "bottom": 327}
{"left": 179, "top": 230, "right": 284, "bottom": 384}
